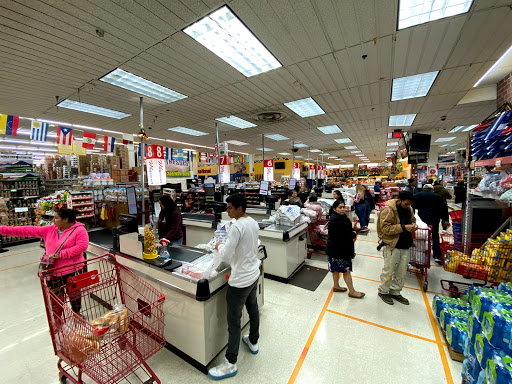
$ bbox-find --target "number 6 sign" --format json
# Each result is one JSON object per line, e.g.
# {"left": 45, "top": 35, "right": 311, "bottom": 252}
{"left": 264, "top": 159, "right": 274, "bottom": 182}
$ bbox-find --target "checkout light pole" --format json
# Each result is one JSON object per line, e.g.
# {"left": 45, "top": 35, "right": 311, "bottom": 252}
{"left": 216, "top": 121, "right": 221, "bottom": 187}
{"left": 139, "top": 97, "right": 145, "bottom": 228}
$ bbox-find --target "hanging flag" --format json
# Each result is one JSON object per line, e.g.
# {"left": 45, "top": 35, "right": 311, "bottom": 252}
{"left": 82, "top": 132, "right": 97, "bottom": 149}
{"left": 103, "top": 136, "right": 115, "bottom": 152}
{"left": 170, "top": 148, "right": 174, "bottom": 160}
{"left": 164, "top": 147, "right": 169, "bottom": 160}
{"left": 57, "top": 126, "right": 73, "bottom": 145}
{"left": 30, "top": 120, "right": 48, "bottom": 141}
{"left": 186, "top": 151, "right": 190, "bottom": 162}
{"left": 122, "top": 133, "right": 134, "bottom": 150}
{"left": 0, "top": 115, "right": 19, "bottom": 136}
{"left": 177, "top": 149, "right": 184, "bottom": 161}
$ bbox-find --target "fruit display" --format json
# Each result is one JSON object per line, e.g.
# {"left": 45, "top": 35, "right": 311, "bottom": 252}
{"left": 142, "top": 224, "right": 158, "bottom": 260}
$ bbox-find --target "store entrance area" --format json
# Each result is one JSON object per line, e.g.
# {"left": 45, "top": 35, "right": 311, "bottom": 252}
{"left": 1, "top": 211, "right": 462, "bottom": 384}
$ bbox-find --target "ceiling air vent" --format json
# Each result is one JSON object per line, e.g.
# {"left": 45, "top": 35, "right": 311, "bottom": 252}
{"left": 252, "top": 111, "right": 288, "bottom": 123}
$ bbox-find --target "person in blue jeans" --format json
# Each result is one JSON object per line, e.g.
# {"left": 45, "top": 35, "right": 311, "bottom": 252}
{"left": 364, "top": 185, "right": 375, "bottom": 226}
{"left": 354, "top": 184, "right": 369, "bottom": 232}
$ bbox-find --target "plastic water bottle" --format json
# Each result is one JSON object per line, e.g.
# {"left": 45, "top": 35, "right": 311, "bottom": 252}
{"left": 440, "top": 307, "right": 469, "bottom": 331}
{"left": 447, "top": 320, "right": 468, "bottom": 351}
{"left": 159, "top": 239, "right": 171, "bottom": 260}
{"left": 475, "top": 333, "right": 495, "bottom": 368}
{"left": 482, "top": 308, "right": 512, "bottom": 356}
{"left": 486, "top": 349, "right": 512, "bottom": 384}
{"left": 469, "top": 315, "right": 483, "bottom": 346}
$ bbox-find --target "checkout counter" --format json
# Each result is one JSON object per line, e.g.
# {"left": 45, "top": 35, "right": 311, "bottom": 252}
{"left": 87, "top": 221, "right": 266, "bottom": 373}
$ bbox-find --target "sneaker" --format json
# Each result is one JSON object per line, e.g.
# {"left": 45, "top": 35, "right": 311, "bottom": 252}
{"left": 434, "top": 258, "right": 442, "bottom": 265}
{"left": 391, "top": 294, "right": 410, "bottom": 305}
{"left": 208, "top": 357, "right": 237, "bottom": 380}
{"left": 360, "top": 226, "right": 369, "bottom": 232}
{"left": 242, "top": 335, "right": 259, "bottom": 354}
{"left": 378, "top": 293, "right": 394, "bottom": 305}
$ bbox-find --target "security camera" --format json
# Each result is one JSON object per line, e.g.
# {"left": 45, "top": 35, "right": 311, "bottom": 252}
{"left": 441, "top": 116, "right": 447, "bottom": 121}
{"left": 292, "top": 148, "right": 299, "bottom": 153}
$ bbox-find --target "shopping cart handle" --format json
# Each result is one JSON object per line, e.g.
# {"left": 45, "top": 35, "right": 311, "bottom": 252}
{"left": 94, "top": 327, "right": 109, "bottom": 337}
{"left": 158, "top": 294, "right": 165, "bottom": 303}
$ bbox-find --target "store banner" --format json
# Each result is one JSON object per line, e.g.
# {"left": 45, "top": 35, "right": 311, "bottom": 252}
{"left": 145, "top": 144, "right": 166, "bottom": 185}
{"left": 308, "top": 164, "right": 315, "bottom": 179}
{"left": 72, "top": 139, "right": 86, "bottom": 156}
{"left": 264, "top": 159, "right": 274, "bottom": 182}
{"left": 122, "top": 133, "right": 135, "bottom": 168}
{"left": 317, "top": 165, "right": 325, "bottom": 179}
{"left": 58, "top": 144, "right": 72, "bottom": 155}
{"left": 166, "top": 159, "right": 191, "bottom": 177}
{"left": 219, "top": 142, "right": 230, "bottom": 183}
{"left": 103, "top": 136, "right": 116, "bottom": 153}
{"left": 292, "top": 162, "right": 300, "bottom": 180}
{"left": 0, "top": 153, "right": 33, "bottom": 172}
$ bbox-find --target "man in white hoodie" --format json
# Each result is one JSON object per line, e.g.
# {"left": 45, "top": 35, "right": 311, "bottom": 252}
{"left": 208, "top": 193, "right": 261, "bottom": 380}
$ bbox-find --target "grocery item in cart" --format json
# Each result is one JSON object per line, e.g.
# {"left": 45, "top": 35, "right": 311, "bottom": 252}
{"left": 90, "top": 303, "right": 130, "bottom": 338}
{"left": 64, "top": 326, "right": 101, "bottom": 364}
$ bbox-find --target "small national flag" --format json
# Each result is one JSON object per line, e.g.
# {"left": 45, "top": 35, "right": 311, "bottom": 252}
{"left": 164, "top": 147, "right": 169, "bottom": 160}
{"left": 177, "top": 149, "right": 183, "bottom": 161}
{"left": 30, "top": 120, "right": 48, "bottom": 141}
{"left": 122, "top": 133, "right": 134, "bottom": 150}
{"left": 104, "top": 136, "right": 115, "bottom": 152}
{"left": 0, "top": 115, "right": 19, "bottom": 136}
{"left": 82, "top": 132, "right": 97, "bottom": 149}
{"left": 57, "top": 126, "right": 73, "bottom": 145}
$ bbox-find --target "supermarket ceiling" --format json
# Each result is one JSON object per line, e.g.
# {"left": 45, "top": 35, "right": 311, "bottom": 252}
{"left": 1, "top": 0, "right": 512, "bottom": 164}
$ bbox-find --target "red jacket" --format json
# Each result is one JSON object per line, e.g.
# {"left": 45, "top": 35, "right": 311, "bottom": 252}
{"left": 0, "top": 222, "right": 88, "bottom": 276}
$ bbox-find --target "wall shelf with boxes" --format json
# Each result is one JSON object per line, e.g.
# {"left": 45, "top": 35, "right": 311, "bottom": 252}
{"left": 67, "top": 191, "right": 97, "bottom": 223}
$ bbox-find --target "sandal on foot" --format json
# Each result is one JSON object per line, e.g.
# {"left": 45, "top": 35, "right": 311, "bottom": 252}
{"left": 333, "top": 287, "right": 348, "bottom": 292}
{"left": 348, "top": 292, "right": 365, "bottom": 299}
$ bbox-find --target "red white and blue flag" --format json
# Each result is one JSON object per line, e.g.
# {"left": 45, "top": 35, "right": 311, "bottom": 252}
{"left": 57, "top": 126, "right": 73, "bottom": 145}
{"left": 104, "top": 136, "right": 115, "bottom": 152}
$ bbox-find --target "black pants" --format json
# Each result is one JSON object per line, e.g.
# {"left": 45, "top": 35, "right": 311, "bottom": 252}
{"left": 225, "top": 279, "right": 259, "bottom": 364}
{"left": 421, "top": 218, "right": 441, "bottom": 259}
{"left": 48, "top": 271, "right": 82, "bottom": 315}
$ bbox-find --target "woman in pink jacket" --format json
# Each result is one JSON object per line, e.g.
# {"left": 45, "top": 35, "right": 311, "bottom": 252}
{"left": 0, "top": 208, "right": 89, "bottom": 314}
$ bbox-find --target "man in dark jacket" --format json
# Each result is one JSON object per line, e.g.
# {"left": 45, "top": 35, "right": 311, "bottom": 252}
{"left": 413, "top": 184, "right": 449, "bottom": 264}
{"left": 434, "top": 182, "right": 452, "bottom": 229}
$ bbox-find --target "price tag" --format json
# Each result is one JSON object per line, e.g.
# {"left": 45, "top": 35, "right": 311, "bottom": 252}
{"left": 15, "top": 207, "right": 28, "bottom": 213}
{"left": 496, "top": 159, "right": 502, "bottom": 168}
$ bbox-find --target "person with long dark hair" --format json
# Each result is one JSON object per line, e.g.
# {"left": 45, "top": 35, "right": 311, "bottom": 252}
{"left": 156, "top": 195, "right": 183, "bottom": 246}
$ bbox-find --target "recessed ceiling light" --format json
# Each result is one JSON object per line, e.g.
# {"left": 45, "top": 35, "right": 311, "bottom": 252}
{"left": 435, "top": 137, "right": 456, "bottom": 143}
{"left": 322, "top": 153, "right": 330, "bottom": 156}
{"left": 388, "top": 147, "right": 399, "bottom": 151}
{"left": 398, "top": 0, "right": 474, "bottom": 30}
{"left": 265, "top": 134, "right": 289, "bottom": 141}
{"left": 387, "top": 142, "right": 399, "bottom": 146}
{"left": 351, "top": 150, "right": 362, "bottom": 153}
{"left": 474, "top": 42, "right": 512, "bottom": 87}
{"left": 100, "top": 68, "right": 187, "bottom": 103}
{"left": 334, "top": 138, "right": 352, "bottom": 144}
{"left": 225, "top": 140, "right": 249, "bottom": 146}
{"left": 295, "top": 155, "right": 303, "bottom": 158}
{"left": 169, "top": 127, "right": 208, "bottom": 136}
{"left": 257, "top": 147, "right": 273, "bottom": 151}
{"left": 278, "top": 152, "right": 291, "bottom": 155}
{"left": 317, "top": 125, "right": 342, "bottom": 134}
{"left": 216, "top": 116, "right": 257, "bottom": 129}
{"left": 183, "top": 6, "right": 281, "bottom": 77}
{"left": 293, "top": 143, "right": 309, "bottom": 148}
{"left": 356, "top": 154, "right": 365, "bottom": 157}
{"left": 284, "top": 97, "right": 325, "bottom": 118}
{"left": 392, "top": 71, "right": 439, "bottom": 101}
{"left": 310, "top": 149, "right": 322, "bottom": 152}
{"left": 448, "top": 125, "right": 478, "bottom": 133}
{"left": 57, "top": 100, "right": 131, "bottom": 119}
{"left": 389, "top": 114, "right": 416, "bottom": 126}
{"left": 344, "top": 146, "right": 357, "bottom": 150}
{"left": 458, "top": 147, "right": 466, "bottom": 150}
{"left": 328, "top": 156, "right": 337, "bottom": 159}
{"left": 441, "top": 143, "right": 456, "bottom": 147}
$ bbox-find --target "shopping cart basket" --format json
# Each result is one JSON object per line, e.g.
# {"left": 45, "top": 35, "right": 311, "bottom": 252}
{"left": 40, "top": 254, "right": 166, "bottom": 384}
{"left": 440, "top": 232, "right": 512, "bottom": 296}
{"left": 407, "top": 227, "right": 432, "bottom": 292}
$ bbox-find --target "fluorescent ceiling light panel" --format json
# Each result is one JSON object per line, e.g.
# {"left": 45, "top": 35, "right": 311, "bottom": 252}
{"left": 322, "top": 153, "right": 330, "bottom": 156}
{"left": 293, "top": 143, "right": 309, "bottom": 148}
{"left": 225, "top": 140, "right": 249, "bottom": 146}
{"left": 294, "top": 155, "right": 303, "bottom": 158}
{"left": 100, "top": 68, "right": 187, "bottom": 103}
{"left": 388, "top": 147, "right": 399, "bottom": 151}
{"left": 265, "top": 134, "right": 289, "bottom": 141}
{"left": 441, "top": 143, "right": 456, "bottom": 147}
{"left": 398, "top": 0, "right": 474, "bottom": 30}
{"left": 356, "top": 154, "right": 365, "bottom": 157}
{"left": 435, "top": 137, "right": 456, "bottom": 143}
{"left": 334, "top": 138, "right": 352, "bottom": 144}
{"left": 216, "top": 116, "right": 256, "bottom": 129}
{"left": 183, "top": 6, "right": 281, "bottom": 77}
{"left": 310, "top": 149, "right": 322, "bottom": 152}
{"left": 389, "top": 114, "right": 416, "bottom": 126}
{"left": 257, "top": 147, "right": 273, "bottom": 151}
{"left": 449, "top": 124, "right": 478, "bottom": 133}
{"left": 57, "top": 100, "right": 131, "bottom": 119}
{"left": 392, "top": 71, "right": 439, "bottom": 101}
{"left": 169, "top": 127, "right": 208, "bottom": 136}
{"left": 351, "top": 150, "right": 362, "bottom": 153}
{"left": 317, "top": 125, "right": 342, "bottom": 134}
{"left": 278, "top": 152, "right": 291, "bottom": 156}
{"left": 328, "top": 156, "right": 337, "bottom": 159}
{"left": 474, "top": 42, "right": 512, "bottom": 87}
{"left": 284, "top": 97, "right": 325, "bottom": 118}
{"left": 458, "top": 147, "right": 466, "bottom": 150}
{"left": 387, "top": 142, "right": 399, "bottom": 146}
{"left": 344, "top": 146, "right": 357, "bottom": 150}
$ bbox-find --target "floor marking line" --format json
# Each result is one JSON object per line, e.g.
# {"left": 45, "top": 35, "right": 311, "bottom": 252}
{"left": 351, "top": 275, "right": 444, "bottom": 296}
{"left": 288, "top": 289, "right": 334, "bottom": 384}
{"left": 0, "top": 260, "right": 39, "bottom": 272}
{"left": 416, "top": 275, "right": 453, "bottom": 384}
{"left": 0, "top": 248, "right": 40, "bottom": 259}
{"left": 325, "top": 309, "right": 438, "bottom": 344}
{"left": 357, "top": 239, "right": 379, "bottom": 243}
{"left": 356, "top": 253, "right": 384, "bottom": 259}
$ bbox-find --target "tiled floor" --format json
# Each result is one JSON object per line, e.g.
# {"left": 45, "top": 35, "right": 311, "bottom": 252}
{"left": 0, "top": 212, "right": 463, "bottom": 383}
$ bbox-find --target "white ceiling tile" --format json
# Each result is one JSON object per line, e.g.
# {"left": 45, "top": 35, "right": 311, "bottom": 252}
{"left": 375, "top": 0, "right": 396, "bottom": 37}
{"left": 355, "top": 0, "right": 377, "bottom": 42}
{"left": 335, "top": 0, "right": 361, "bottom": 47}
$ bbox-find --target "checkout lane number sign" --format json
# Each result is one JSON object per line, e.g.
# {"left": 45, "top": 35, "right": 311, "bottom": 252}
{"left": 145, "top": 144, "right": 166, "bottom": 185}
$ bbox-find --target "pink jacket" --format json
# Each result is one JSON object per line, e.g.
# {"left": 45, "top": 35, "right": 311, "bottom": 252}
{"left": 0, "top": 222, "right": 88, "bottom": 276}
{"left": 305, "top": 201, "right": 323, "bottom": 223}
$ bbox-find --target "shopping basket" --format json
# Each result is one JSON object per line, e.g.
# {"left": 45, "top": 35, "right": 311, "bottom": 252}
{"left": 440, "top": 233, "right": 512, "bottom": 295}
{"left": 448, "top": 210, "right": 463, "bottom": 223}
{"left": 407, "top": 227, "right": 431, "bottom": 292}
{"left": 40, "top": 254, "right": 166, "bottom": 384}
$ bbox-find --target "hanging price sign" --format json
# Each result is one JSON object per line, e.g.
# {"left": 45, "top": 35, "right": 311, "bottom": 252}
{"left": 145, "top": 144, "right": 165, "bottom": 159}
{"left": 145, "top": 145, "right": 166, "bottom": 185}
{"left": 317, "top": 165, "right": 325, "bottom": 179}
{"left": 308, "top": 164, "right": 316, "bottom": 179}
{"left": 264, "top": 159, "right": 274, "bottom": 182}
{"left": 292, "top": 162, "right": 300, "bottom": 180}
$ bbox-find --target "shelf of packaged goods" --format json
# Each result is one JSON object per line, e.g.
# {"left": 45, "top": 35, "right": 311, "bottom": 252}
{"left": 72, "top": 202, "right": 94, "bottom": 207}
{"left": 71, "top": 198, "right": 94, "bottom": 202}
{"left": 474, "top": 156, "right": 512, "bottom": 168}
{"left": 0, "top": 188, "right": 39, "bottom": 191}
{"left": 77, "top": 214, "right": 94, "bottom": 219}
{"left": 76, "top": 207, "right": 94, "bottom": 212}
{"left": 3, "top": 196, "right": 39, "bottom": 200}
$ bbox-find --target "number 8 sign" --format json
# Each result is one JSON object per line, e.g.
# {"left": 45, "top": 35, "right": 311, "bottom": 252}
{"left": 145, "top": 144, "right": 164, "bottom": 159}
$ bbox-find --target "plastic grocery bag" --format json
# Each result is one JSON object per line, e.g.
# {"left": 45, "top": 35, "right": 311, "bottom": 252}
{"left": 414, "top": 210, "right": 429, "bottom": 240}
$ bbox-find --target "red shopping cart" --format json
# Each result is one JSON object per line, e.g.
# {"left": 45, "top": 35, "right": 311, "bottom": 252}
{"left": 439, "top": 233, "right": 512, "bottom": 296}
{"left": 407, "top": 227, "right": 432, "bottom": 292}
{"left": 40, "top": 254, "right": 166, "bottom": 384}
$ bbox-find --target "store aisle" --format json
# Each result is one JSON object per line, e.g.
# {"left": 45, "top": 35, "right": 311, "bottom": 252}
{"left": 0, "top": 213, "right": 462, "bottom": 383}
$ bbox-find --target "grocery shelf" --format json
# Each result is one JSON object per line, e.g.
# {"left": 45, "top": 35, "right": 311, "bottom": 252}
{"left": 474, "top": 155, "right": 512, "bottom": 167}
{"left": 73, "top": 202, "right": 94, "bottom": 207}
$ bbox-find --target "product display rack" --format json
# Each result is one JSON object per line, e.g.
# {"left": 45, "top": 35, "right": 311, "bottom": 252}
{"left": 67, "top": 190, "right": 95, "bottom": 221}
{"left": 41, "top": 178, "right": 79, "bottom": 195}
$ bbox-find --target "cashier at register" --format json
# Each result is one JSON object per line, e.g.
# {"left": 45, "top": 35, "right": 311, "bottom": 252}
{"left": 155, "top": 195, "right": 183, "bottom": 246}
{"left": 208, "top": 193, "right": 260, "bottom": 380}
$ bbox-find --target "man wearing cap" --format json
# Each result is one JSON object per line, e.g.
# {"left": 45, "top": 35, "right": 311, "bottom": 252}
{"left": 413, "top": 184, "right": 449, "bottom": 264}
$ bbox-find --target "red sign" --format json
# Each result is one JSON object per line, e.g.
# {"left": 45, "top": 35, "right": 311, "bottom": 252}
{"left": 309, "top": 164, "right": 315, "bottom": 170}
{"left": 264, "top": 160, "right": 273, "bottom": 168}
{"left": 220, "top": 155, "right": 229, "bottom": 165}
{"left": 145, "top": 144, "right": 164, "bottom": 159}
{"left": 429, "top": 169, "right": 437, "bottom": 176}
{"left": 392, "top": 131, "right": 403, "bottom": 138}
{"left": 293, "top": 162, "right": 299, "bottom": 169}
{"left": 318, "top": 166, "right": 324, "bottom": 171}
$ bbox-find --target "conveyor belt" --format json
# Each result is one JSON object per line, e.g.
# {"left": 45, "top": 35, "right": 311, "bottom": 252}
{"left": 88, "top": 228, "right": 114, "bottom": 249}
{"left": 169, "top": 246, "right": 205, "bottom": 263}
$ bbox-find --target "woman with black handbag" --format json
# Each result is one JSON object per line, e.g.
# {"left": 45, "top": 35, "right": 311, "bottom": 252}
{"left": 0, "top": 208, "right": 89, "bottom": 317}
